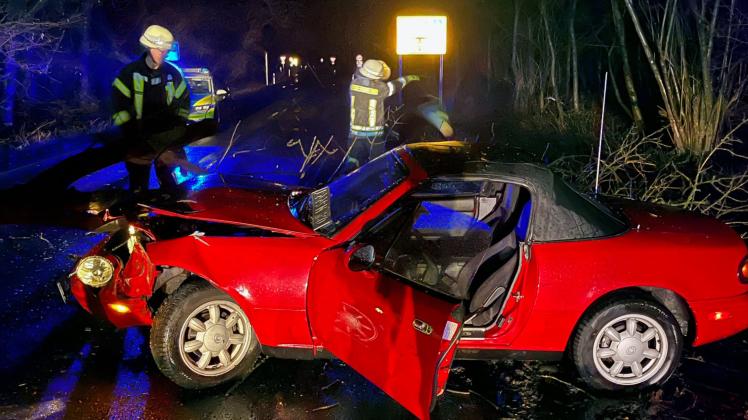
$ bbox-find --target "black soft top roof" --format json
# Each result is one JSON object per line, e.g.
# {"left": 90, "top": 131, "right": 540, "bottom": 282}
{"left": 404, "top": 141, "right": 628, "bottom": 242}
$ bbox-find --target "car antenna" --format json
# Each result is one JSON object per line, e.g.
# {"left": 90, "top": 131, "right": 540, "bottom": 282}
{"left": 594, "top": 72, "right": 608, "bottom": 197}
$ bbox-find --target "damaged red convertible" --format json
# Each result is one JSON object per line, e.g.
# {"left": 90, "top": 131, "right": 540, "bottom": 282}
{"left": 62, "top": 141, "right": 748, "bottom": 418}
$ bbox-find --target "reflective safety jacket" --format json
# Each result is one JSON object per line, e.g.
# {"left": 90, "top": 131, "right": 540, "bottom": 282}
{"left": 349, "top": 76, "right": 410, "bottom": 137}
{"left": 111, "top": 53, "right": 191, "bottom": 141}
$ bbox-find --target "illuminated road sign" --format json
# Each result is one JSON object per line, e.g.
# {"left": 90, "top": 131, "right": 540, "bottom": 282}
{"left": 396, "top": 16, "right": 447, "bottom": 55}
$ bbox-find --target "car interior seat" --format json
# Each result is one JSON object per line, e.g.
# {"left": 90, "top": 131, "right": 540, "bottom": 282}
{"left": 440, "top": 187, "right": 511, "bottom": 297}
{"left": 466, "top": 198, "right": 531, "bottom": 327}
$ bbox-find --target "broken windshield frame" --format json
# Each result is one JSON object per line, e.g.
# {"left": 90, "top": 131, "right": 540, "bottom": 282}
{"left": 289, "top": 151, "right": 409, "bottom": 236}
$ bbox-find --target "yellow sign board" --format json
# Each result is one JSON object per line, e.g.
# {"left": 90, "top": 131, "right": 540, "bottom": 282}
{"left": 396, "top": 16, "right": 447, "bottom": 55}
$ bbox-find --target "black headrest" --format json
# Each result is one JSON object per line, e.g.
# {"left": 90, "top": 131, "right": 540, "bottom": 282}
{"left": 454, "top": 230, "right": 517, "bottom": 298}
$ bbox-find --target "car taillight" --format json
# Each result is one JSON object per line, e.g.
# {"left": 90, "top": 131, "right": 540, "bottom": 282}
{"left": 739, "top": 256, "right": 748, "bottom": 284}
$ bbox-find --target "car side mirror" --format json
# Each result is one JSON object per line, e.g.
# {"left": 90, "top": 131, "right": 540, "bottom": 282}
{"left": 348, "top": 244, "right": 376, "bottom": 272}
{"left": 216, "top": 89, "right": 228, "bottom": 102}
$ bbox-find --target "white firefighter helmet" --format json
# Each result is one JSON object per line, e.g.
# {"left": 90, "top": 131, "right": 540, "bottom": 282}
{"left": 359, "top": 59, "right": 391, "bottom": 80}
{"left": 139, "top": 25, "right": 174, "bottom": 51}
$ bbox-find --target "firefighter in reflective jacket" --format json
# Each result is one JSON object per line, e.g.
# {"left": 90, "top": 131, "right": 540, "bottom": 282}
{"left": 111, "top": 25, "right": 191, "bottom": 194}
{"left": 346, "top": 59, "right": 419, "bottom": 170}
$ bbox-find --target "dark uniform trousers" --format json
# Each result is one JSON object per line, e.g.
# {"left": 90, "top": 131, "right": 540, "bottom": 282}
{"left": 123, "top": 126, "right": 187, "bottom": 193}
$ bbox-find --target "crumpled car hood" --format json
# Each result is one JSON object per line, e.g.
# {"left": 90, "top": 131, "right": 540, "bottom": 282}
{"left": 142, "top": 173, "right": 317, "bottom": 237}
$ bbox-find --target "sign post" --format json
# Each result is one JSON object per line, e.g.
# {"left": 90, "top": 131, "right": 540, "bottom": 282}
{"left": 398, "top": 55, "right": 404, "bottom": 103}
{"left": 439, "top": 55, "right": 444, "bottom": 102}
{"left": 396, "top": 16, "right": 447, "bottom": 103}
{"left": 264, "top": 51, "right": 269, "bottom": 86}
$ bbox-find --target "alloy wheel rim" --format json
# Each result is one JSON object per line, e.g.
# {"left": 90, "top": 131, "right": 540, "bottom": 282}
{"left": 178, "top": 299, "right": 251, "bottom": 377}
{"left": 592, "top": 313, "right": 669, "bottom": 386}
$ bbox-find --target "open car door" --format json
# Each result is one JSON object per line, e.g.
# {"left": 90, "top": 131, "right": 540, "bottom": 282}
{"left": 307, "top": 244, "right": 464, "bottom": 419}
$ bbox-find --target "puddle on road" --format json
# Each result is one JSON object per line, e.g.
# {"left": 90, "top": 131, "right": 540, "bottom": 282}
{"left": 2, "top": 324, "right": 747, "bottom": 419}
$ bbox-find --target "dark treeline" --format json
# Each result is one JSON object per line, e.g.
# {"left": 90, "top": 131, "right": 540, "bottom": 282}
{"left": 1, "top": 0, "right": 747, "bottom": 232}
{"left": 1, "top": 0, "right": 747, "bottom": 155}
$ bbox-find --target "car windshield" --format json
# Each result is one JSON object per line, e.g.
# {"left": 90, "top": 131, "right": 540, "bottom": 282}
{"left": 290, "top": 151, "right": 409, "bottom": 235}
{"left": 187, "top": 78, "right": 211, "bottom": 95}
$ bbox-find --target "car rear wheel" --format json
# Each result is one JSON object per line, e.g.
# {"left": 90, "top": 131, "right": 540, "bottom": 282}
{"left": 571, "top": 299, "right": 682, "bottom": 391}
{"left": 150, "top": 282, "right": 260, "bottom": 389}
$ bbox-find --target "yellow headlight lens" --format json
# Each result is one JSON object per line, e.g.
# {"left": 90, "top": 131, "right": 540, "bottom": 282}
{"left": 75, "top": 256, "right": 114, "bottom": 288}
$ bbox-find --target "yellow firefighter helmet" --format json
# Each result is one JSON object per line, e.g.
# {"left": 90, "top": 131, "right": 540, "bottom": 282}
{"left": 140, "top": 25, "right": 174, "bottom": 51}
{"left": 359, "top": 59, "right": 391, "bottom": 80}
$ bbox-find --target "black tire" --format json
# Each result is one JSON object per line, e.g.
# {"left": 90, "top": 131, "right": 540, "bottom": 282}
{"left": 150, "top": 282, "right": 260, "bottom": 389}
{"left": 571, "top": 299, "right": 682, "bottom": 392}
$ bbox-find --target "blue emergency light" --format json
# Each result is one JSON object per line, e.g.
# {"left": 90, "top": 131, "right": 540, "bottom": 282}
{"left": 166, "top": 41, "right": 180, "bottom": 62}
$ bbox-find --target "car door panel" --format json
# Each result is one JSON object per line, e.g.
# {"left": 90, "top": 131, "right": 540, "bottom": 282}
{"left": 307, "top": 246, "right": 463, "bottom": 419}
{"left": 461, "top": 242, "right": 540, "bottom": 342}
{"left": 491, "top": 243, "right": 537, "bottom": 342}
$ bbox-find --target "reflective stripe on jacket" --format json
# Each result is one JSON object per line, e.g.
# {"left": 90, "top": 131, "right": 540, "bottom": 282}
{"left": 111, "top": 53, "right": 191, "bottom": 135}
{"left": 349, "top": 76, "right": 409, "bottom": 136}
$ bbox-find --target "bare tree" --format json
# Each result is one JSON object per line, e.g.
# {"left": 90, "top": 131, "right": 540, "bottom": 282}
{"left": 569, "top": 0, "right": 580, "bottom": 112}
{"left": 511, "top": 0, "right": 522, "bottom": 109}
{"left": 622, "top": 0, "right": 745, "bottom": 153}
{"left": 0, "top": 5, "right": 82, "bottom": 128}
{"left": 540, "top": 0, "right": 565, "bottom": 127}
{"left": 610, "top": 0, "right": 644, "bottom": 129}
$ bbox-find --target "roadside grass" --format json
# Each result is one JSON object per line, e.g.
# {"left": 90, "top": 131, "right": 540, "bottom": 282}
{"left": 483, "top": 110, "right": 612, "bottom": 164}
{"left": 1, "top": 102, "right": 108, "bottom": 149}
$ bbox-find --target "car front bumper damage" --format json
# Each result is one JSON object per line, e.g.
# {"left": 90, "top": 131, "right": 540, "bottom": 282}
{"left": 64, "top": 228, "right": 157, "bottom": 329}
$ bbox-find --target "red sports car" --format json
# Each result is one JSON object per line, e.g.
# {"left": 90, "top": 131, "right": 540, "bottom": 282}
{"left": 62, "top": 141, "right": 748, "bottom": 419}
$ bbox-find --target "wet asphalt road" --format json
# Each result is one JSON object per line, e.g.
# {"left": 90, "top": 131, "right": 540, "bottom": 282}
{"left": 2, "top": 87, "right": 748, "bottom": 419}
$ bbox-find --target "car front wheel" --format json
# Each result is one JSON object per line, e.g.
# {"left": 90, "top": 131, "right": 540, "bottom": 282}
{"left": 150, "top": 282, "right": 260, "bottom": 389}
{"left": 571, "top": 299, "right": 683, "bottom": 391}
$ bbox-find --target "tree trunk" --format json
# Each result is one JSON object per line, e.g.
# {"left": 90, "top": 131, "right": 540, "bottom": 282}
{"left": 541, "top": 0, "right": 565, "bottom": 126}
{"left": 511, "top": 0, "right": 521, "bottom": 109}
{"left": 718, "top": 0, "right": 736, "bottom": 98}
{"left": 623, "top": 0, "right": 684, "bottom": 148}
{"left": 570, "top": 0, "right": 580, "bottom": 112}
{"left": 698, "top": 0, "right": 721, "bottom": 102}
{"left": 487, "top": 30, "right": 492, "bottom": 91}
{"left": 565, "top": 40, "right": 571, "bottom": 100}
{"left": 608, "top": 47, "right": 634, "bottom": 121}
{"left": 611, "top": 0, "right": 644, "bottom": 129}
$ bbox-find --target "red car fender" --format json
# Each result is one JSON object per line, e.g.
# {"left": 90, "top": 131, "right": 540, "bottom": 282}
{"left": 500, "top": 230, "right": 747, "bottom": 352}
{"left": 118, "top": 241, "right": 158, "bottom": 299}
{"left": 146, "top": 235, "right": 331, "bottom": 348}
